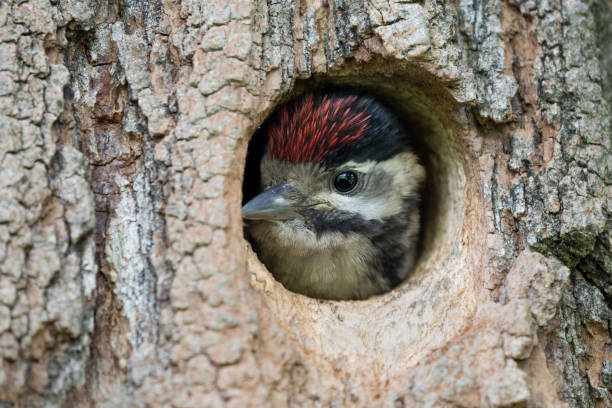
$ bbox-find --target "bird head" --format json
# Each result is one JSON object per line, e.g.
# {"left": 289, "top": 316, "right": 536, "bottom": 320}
{"left": 242, "top": 92, "right": 425, "bottom": 299}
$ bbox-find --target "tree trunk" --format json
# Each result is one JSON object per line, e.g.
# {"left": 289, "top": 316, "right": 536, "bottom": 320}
{"left": 1, "top": 0, "right": 610, "bottom": 406}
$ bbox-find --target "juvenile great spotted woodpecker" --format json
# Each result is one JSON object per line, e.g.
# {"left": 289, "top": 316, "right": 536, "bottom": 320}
{"left": 242, "top": 92, "right": 425, "bottom": 300}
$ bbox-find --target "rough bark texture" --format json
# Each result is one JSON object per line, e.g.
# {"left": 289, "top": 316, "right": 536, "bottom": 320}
{"left": 0, "top": 0, "right": 610, "bottom": 407}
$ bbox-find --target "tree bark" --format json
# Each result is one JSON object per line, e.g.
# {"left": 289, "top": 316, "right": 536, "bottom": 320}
{"left": 0, "top": 0, "right": 610, "bottom": 406}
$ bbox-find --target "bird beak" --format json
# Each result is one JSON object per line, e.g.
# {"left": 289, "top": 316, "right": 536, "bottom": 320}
{"left": 242, "top": 182, "right": 300, "bottom": 221}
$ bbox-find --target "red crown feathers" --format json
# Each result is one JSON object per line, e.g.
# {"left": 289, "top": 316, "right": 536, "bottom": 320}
{"left": 266, "top": 94, "right": 371, "bottom": 164}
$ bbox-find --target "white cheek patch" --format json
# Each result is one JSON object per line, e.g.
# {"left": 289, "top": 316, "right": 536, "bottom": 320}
{"left": 313, "top": 155, "right": 416, "bottom": 221}
{"left": 317, "top": 192, "right": 402, "bottom": 221}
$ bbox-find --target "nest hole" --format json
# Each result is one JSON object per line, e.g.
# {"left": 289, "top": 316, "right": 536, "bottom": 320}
{"left": 242, "top": 78, "right": 465, "bottom": 301}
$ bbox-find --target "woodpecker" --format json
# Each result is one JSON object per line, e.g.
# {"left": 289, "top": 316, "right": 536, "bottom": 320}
{"left": 242, "top": 92, "right": 425, "bottom": 300}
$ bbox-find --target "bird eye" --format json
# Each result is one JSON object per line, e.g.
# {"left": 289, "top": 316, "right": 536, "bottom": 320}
{"left": 333, "top": 171, "right": 358, "bottom": 193}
